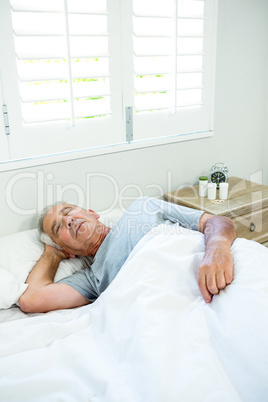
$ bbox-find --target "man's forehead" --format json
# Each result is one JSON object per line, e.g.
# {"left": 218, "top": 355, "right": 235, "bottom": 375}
{"left": 43, "top": 204, "right": 72, "bottom": 230}
{"left": 44, "top": 203, "right": 86, "bottom": 222}
{"left": 46, "top": 203, "right": 70, "bottom": 217}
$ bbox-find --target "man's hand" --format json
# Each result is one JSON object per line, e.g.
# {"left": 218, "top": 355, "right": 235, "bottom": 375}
{"left": 198, "top": 214, "right": 237, "bottom": 302}
{"left": 198, "top": 239, "right": 234, "bottom": 303}
{"left": 25, "top": 244, "right": 70, "bottom": 289}
{"left": 19, "top": 243, "right": 89, "bottom": 313}
{"left": 43, "top": 244, "right": 72, "bottom": 261}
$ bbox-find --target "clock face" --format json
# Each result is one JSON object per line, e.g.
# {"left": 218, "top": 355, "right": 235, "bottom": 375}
{"left": 211, "top": 172, "right": 226, "bottom": 187}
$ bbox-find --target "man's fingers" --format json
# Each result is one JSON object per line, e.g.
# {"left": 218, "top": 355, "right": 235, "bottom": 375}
{"left": 216, "top": 271, "right": 226, "bottom": 290}
{"left": 198, "top": 249, "right": 234, "bottom": 302}
{"left": 206, "top": 273, "right": 219, "bottom": 296}
{"left": 198, "top": 270, "right": 212, "bottom": 303}
{"left": 225, "top": 266, "right": 234, "bottom": 285}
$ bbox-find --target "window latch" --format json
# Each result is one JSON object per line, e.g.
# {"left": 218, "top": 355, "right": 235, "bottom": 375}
{"left": 3, "top": 104, "right": 10, "bottom": 135}
{"left": 126, "top": 106, "right": 133, "bottom": 143}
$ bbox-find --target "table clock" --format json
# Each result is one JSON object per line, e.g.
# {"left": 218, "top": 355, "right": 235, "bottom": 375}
{"left": 210, "top": 163, "right": 228, "bottom": 188}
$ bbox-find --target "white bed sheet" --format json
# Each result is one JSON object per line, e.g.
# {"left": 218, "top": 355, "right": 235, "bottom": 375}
{"left": 0, "top": 225, "right": 268, "bottom": 402}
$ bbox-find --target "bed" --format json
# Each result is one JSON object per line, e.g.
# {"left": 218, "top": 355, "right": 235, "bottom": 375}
{"left": 0, "top": 219, "right": 268, "bottom": 401}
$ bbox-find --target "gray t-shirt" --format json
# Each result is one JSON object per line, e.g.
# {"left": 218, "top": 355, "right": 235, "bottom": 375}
{"left": 58, "top": 197, "right": 203, "bottom": 302}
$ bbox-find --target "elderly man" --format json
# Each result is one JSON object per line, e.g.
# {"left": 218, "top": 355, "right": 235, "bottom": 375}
{"left": 19, "top": 197, "right": 236, "bottom": 313}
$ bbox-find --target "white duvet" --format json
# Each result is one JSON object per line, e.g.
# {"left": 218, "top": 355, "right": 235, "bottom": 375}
{"left": 0, "top": 225, "right": 268, "bottom": 402}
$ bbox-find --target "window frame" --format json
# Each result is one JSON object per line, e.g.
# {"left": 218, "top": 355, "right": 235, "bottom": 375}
{"left": 0, "top": 0, "right": 125, "bottom": 160}
{"left": 124, "top": 0, "right": 217, "bottom": 141}
{"left": 0, "top": 0, "right": 218, "bottom": 172}
{"left": 0, "top": 128, "right": 213, "bottom": 172}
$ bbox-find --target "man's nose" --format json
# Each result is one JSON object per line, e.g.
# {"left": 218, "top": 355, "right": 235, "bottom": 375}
{"left": 63, "top": 216, "right": 74, "bottom": 228}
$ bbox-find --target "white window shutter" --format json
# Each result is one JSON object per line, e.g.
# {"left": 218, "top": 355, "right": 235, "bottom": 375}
{"left": 0, "top": 0, "right": 217, "bottom": 163}
{"left": 122, "top": 0, "right": 217, "bottom": 142}
{"left": 0, "top": 0, "right": 124, "bottom": 160}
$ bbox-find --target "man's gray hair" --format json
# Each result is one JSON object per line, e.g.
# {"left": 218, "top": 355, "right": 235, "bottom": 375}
{"left": 37, "top": 201, "right": 64, "bottom": 250}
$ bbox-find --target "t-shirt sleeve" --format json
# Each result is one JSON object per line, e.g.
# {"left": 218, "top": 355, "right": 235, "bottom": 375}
{"left": 144, "top": 197, "right": 204, "bottom": 231}
{"left": 57, "top": 268, "right": 99, "bottom": 302}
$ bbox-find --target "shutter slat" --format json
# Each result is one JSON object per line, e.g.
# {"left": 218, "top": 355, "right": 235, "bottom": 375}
{"left": 14, "top": 36, "right": 66, "bottom": 59}
{"left": 177, "top": 72, "right": 202, "bottom": 88}
{"left": 133, "top": 0, "right": 204, "bottom": 18}
{"left": 22, "top": 101, "right": 69, "bottom": 123}
{"left": 177, "top": 38, "right": 203, "bottom": 53}
{"left": 135, "top": 76, "right": 171, "bottom": 93}
{"left": 68, "top": 14, "right": 107, "bottom": 35}
{"left": 10, "top": 0, "right": 64, "bottom": 13}
{"left": 14, "top": 36, "right": 109, "bottom": 59}
{"left": 17, "top": 58, "right": 110, "bottom": 81}
{"left": 134, "top": 75, "right": 202, "bottom": 94}
{"left": 133, "top": 0, "right": 173, "bottom": 18}
{"left": 12, "top": 12, "right": 108, "bottom": 36}
{"left": 134, "top": 37, "right": 173, "bottom": 56}
{"left": 134, "top": 72, "right": 203, "bottom": 88}
{"left": 73, "top": 80, "right": 110, "bottom": 99}
{"left": 71, "top": 58, "right": 110, "bottom": 79}
{"left": 134, "top": 56, "right": 203, "bottom": 74}
{"left": 21, "top": 96, "right": 111, "bottom": 123}
{"left": 135, "top": 88, "right": 202, "bottom": 95}
{"left": 177, "top": 19, "right": 204, "bottom": 36}
{"left": 11, "top": 0, "right": 107, "bottom": 14}
{"left": 133, "top": 16, "right": 172, "bottom": 37}
{"left": 133, "top": 17, "right": 204, "bottom": 38}
{"left": 135, "top": 89, "right": 202, "bottom": 112}
{"left": 178, "top": 1, "right": 204, "bottom": 18}
{"left": 177, "top": 89, "right": 202, "bottom": 106}
{"left": 17, "top": 59, "right": 66, "bottom": 81}
{"left": 12, "top": 12, "right": 64, "bottom": 35}
{"left": 69, "top": 37, "right": 109, "bottom": 58}
{"left": 134, "top": 56, "right": 172, "bottom": 75}
{"left": 177, "top": 55, "right": 203, "bottom": 71}
{"left": 135, "top": 93, "right": 170, "bottom": 111}
{"left": 67, "top": 0, "right": 107, "bottom": 14}
{"left": 19, "top": 79, "right": 111, "bottom": 102}
{"left": 74, "top": 97, "right": 111, "bottom": 118}
{"left": 134, "top": 14, "right": 204, "bottom": 20}
{"left": 20, "top": 81, "right": 68, "bottom": 102}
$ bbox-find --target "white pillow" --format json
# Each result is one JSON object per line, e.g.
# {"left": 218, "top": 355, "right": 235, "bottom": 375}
{"left": 0, "top": 208, "right": 124, "bottom": 309}
{"left": 98, "top": 208, "right": 124, "bottom": 227}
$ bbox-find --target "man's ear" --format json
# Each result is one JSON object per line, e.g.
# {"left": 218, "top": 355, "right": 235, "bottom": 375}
{"left": 87, "top": 209, "right": 100, "bottom": 219}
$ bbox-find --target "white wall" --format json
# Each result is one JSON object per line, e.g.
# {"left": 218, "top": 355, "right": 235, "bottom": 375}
{"left": 263, "top": 23, "right": 268, "bottom": 186}
{"left": 0, "top": 0, "right": 268, "bottom": 236}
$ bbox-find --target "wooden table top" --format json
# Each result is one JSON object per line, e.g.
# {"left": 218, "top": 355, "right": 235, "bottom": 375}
{"left": 164, "top": 176, "right": 268, "bottom": 218}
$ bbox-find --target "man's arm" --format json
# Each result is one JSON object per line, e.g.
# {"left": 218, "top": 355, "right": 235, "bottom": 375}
{"left": 197, "top": 213, "right": 237, "bottom": 303}
{"left": 19, "top": 245, "right": 90, "bottom": 313}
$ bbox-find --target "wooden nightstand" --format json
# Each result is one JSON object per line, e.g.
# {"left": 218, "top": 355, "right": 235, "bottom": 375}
{"left": 164, "top": 176, "right": 268, "bottom": 246}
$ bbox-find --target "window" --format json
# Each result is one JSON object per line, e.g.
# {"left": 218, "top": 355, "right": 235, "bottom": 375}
{"left": 130, "top": 0, "right": 216, "bottom": 141}
{"left": 0, "top": 0, "right": 217, "bottom": 163}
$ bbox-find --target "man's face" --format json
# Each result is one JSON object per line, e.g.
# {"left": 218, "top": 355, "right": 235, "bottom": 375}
{"left": 43, "top": 203, "right": 104, "bottom": 256}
